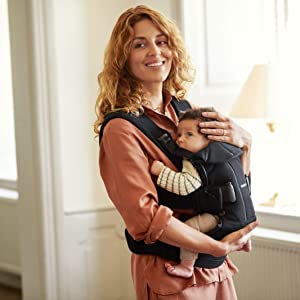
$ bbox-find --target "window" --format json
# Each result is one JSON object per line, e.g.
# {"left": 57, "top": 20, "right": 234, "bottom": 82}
{"left": 182, "top": 0, "right": 300, "bottom": 232}
{"left": 0, "top": 0, "right": 18, "bottom": 197}
{"left": 250, "top": 0, "right": 300, "bottom": 217}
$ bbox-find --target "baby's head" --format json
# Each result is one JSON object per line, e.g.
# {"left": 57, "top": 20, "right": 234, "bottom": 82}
{"left": 176, "top": 107, "right": 216, "bottom": 153}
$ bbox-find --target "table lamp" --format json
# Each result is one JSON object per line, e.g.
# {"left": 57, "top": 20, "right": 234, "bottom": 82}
{"left": 230, "top": 64, "right": 278, "bottom": 132}
{"left": 231, "top": 64, "right": 280, "bottom": 207}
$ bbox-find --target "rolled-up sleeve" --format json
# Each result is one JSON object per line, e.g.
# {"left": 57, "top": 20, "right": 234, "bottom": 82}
{"left": 99, "top": 118, "right": 173, "bottom": 243}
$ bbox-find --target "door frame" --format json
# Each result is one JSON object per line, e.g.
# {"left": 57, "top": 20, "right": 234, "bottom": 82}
{"left": 8, "top": 1, "right": 64, "bottom": 299}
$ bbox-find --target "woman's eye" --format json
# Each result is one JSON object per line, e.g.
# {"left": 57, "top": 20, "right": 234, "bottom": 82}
{"left": 134, "top": 43, "right": 145, "bottom": 49}
{"left": 157, "top": 40, "right": 167, "bottom": 46}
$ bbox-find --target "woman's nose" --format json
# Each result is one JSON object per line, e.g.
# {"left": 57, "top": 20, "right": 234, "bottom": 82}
{"left": 147, "top": 42, "right": 160, "bottom": 56}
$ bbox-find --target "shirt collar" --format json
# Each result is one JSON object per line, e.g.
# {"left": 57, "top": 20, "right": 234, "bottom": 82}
{"left": 142, "top": 90, "right": 174, "bottom": 112}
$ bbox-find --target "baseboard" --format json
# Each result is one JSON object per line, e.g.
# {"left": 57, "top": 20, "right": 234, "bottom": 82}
{"left": 0, "top": 271, "right": 21, "bottom": 289}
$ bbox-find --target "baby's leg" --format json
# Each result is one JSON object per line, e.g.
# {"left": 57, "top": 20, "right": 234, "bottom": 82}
{"left": 192, "top": 213, "right": 219, "bottom": 232}
{"left": 165, "top": 214, "right": 218, "bottom": 278}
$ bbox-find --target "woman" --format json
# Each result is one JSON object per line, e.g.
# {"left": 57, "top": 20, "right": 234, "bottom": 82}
{"left": 94, "top": 5, "right": 257, "bottom": 299}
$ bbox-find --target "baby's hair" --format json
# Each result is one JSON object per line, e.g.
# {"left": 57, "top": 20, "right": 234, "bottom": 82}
{"left": 179, "top": 107, "right": 216, "bottom": 135}
{"left": 179, "top": 107, "right": 216, "bottom": 123}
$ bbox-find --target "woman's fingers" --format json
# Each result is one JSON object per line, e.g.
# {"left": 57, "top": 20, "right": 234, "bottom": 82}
{"left": 201, "top": 111, "right": 229, "bottom": 122}
{"left": 240, "top": 221, "right": 259, "bottom": 241}
{"left": 240, "top": 240, "right": 252, "bottom": 252}
{"left": 237, "top": 221, "right": 259, "bottom": 242}
{"left": 199, "top": 111, "right": 250, "bottom": 148}
{"left": 221, "top": 221, "right": 259, "bottom": 254}
{"left": 200, "top": 128, "right": 234, "bottom": 145}
{"left": 200, "top": 127, "right": 230, "bottom": 137}
{"left": 243, "top": 220, "right": 259, "bottom": 233}
{"left": 199, "top": 121, "right": 229, "bottom": 129}
{"left": 199, "top": 110, "right": 233, "bottom": 139}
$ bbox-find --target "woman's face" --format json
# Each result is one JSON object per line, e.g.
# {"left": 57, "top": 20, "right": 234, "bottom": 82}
{"left": 128, "top": 19, "right": 173, "bottom": 90}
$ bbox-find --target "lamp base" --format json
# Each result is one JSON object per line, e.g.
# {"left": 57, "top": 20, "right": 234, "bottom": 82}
{"left": 259, "top": 192, "right": 279, "bottom": 207}
{"left": 266, "top": 121, "right": 278, "bottom": 132}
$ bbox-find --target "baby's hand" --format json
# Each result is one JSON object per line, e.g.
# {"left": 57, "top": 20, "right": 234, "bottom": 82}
{"left": 151, "top": 160, "right": 165, "bottom": 176}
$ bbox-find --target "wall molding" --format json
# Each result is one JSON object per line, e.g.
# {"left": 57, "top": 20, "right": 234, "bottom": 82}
{"left": 0, "top": 262, "right": 21, "bottom": 276}
{"left": 0, "top": 270, "right": 21, "bottom": 289}
{"left": 64, "top": 209, "right": 135, "bottom": 300}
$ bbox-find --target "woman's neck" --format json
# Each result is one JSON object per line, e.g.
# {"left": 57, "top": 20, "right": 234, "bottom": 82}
{"left": 142, "top": 83, "right": 164, "bottom": 110}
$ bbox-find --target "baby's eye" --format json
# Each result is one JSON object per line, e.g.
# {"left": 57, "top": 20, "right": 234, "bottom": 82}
{"left": 187, "top": 132, "right": 193, "bottom": 137}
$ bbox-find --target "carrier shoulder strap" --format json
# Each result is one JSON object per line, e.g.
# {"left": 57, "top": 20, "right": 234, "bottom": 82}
{"left": 99, "top": 97, "right": 191, "bottom": 141}
{"left": 99, "top": 98, "right": 191, "bottom": 169}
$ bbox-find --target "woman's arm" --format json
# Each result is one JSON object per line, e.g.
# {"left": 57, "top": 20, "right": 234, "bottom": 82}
{"left": 159, "top": 216, "right": 258, "bottom": 257}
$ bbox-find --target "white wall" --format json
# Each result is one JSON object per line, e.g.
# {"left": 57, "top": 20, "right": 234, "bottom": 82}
{"left": 49, "top": 0, "right": 131, "bottom": 212}
{"left": 49, "top": 0, "right": 175, "bottom": 212}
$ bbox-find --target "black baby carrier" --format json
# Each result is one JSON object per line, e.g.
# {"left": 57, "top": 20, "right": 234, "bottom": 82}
{"left": 99, "top": 98, "right": 256, "bottom": 268}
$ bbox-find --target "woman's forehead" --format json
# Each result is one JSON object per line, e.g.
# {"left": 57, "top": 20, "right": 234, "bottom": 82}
{"left": 132, "top": 19, "right": 164, "bottom": 36}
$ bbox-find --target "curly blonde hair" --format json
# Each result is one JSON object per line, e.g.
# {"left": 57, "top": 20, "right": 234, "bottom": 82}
{"left": 94, "top": 5, "right": 194, "bottom": 134}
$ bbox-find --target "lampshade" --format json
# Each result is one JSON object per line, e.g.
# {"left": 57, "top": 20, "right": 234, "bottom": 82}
{"left": 231, "top": 64, "right": 273, "bottom": 118}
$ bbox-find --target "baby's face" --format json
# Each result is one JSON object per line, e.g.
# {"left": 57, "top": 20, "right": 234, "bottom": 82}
{"left": 176, "top": 119, "right": 209, "bottom": 153}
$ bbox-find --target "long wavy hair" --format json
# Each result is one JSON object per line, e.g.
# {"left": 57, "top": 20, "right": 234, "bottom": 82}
{"left": 94, "top": 5, "right": 194, "bottom": 134}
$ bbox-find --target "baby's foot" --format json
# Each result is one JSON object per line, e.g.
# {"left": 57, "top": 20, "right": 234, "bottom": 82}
{"left": 165, "top": 262, "right": 193, "bottom": 278}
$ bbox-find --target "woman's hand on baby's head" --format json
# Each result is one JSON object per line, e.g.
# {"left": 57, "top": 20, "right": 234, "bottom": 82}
{"left": 150, "top": 160, "right": 165, "bottom": 176}
{"left": 199, "top": 110, "right": 252, "bottom": 149}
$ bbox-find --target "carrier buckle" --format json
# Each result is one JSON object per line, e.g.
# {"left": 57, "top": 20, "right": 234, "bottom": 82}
{"left": 158, "top": 133, "right": 172, "bottom": 145}
{"left": 221, "top": 182, "right": 236, "bottom": 203}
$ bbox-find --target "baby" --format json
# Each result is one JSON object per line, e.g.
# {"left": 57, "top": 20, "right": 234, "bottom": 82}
{"left": 151, "top": 107, "right": 252, "bottom": 278}
{"left": 151, "top": 108, "right": 219, "bottom": 278}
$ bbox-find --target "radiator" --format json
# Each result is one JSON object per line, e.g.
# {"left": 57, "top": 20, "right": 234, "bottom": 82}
{"left": 230, "top": 229, "right": 300, "bottom": 300}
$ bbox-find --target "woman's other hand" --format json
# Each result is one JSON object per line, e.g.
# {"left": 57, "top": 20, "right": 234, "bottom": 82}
{"left": 240, "top": 239, "right": 252, "bottom": 252}
{"left": 215, "top": 221, "right": 259, "bottom": 257}
{"left": 199, "top": 111, "right": 252, "bottom": 150}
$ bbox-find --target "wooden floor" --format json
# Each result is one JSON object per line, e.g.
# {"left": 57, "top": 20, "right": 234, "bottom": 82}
{"left": 0, "top": 284, "right": 22, "bottom": 300}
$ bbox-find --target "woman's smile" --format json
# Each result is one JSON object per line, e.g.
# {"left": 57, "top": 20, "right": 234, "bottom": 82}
{"left": 145, "top": 61, "right": 165, "bottom": 67}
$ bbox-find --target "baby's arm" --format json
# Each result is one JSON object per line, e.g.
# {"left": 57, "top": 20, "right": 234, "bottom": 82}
{"left": 150, "top": 160, "right": 202, "bottom": 196}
